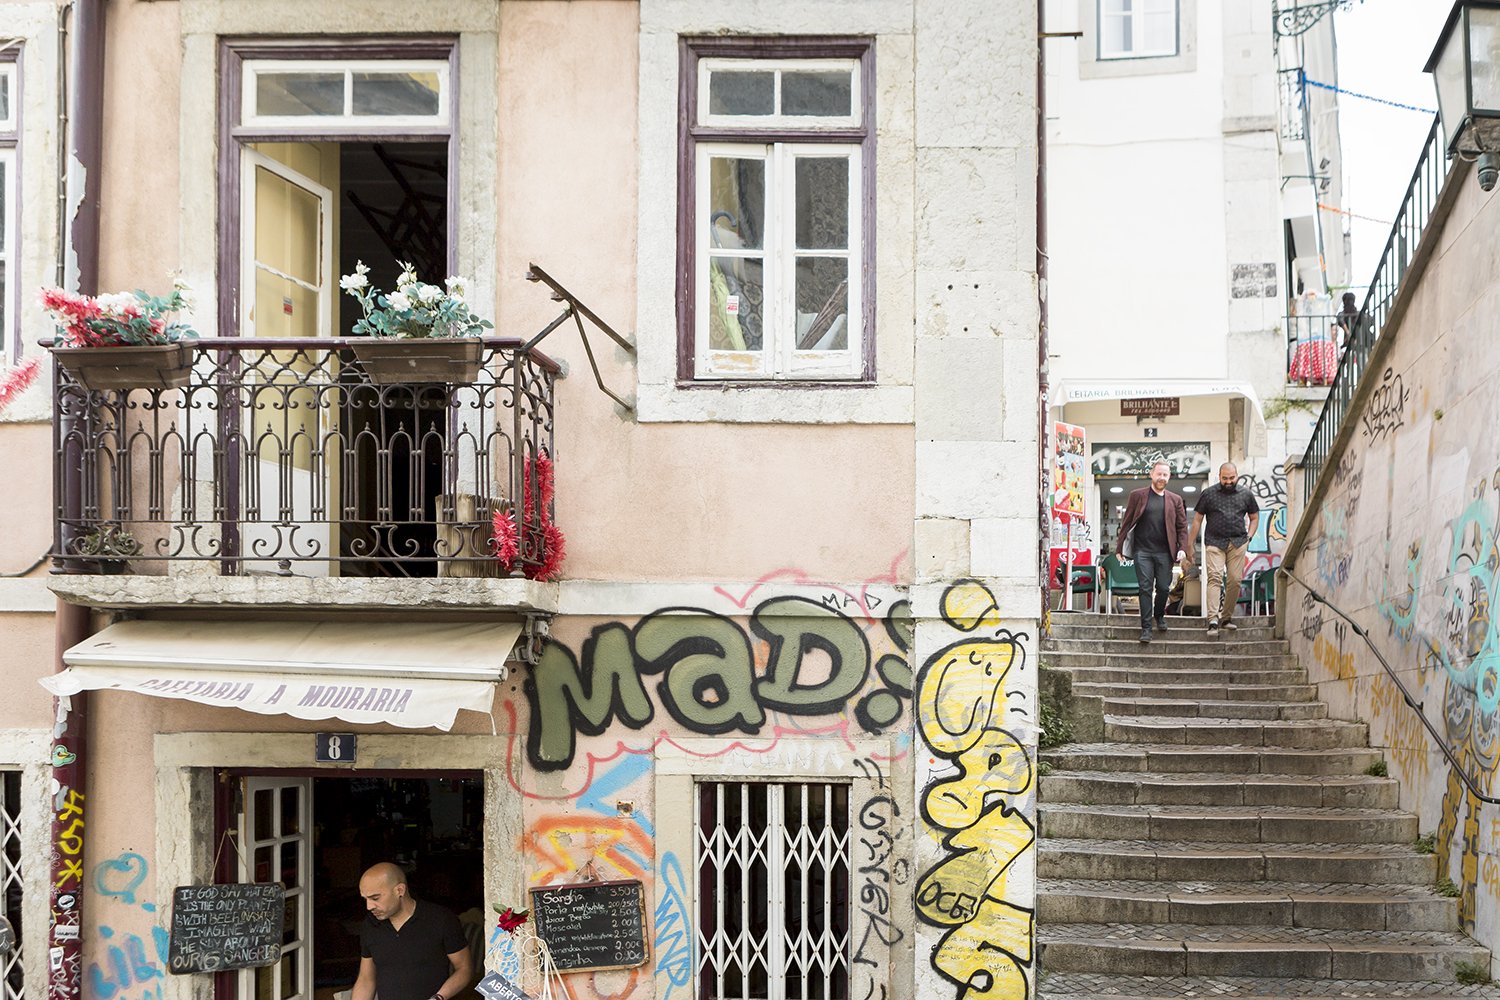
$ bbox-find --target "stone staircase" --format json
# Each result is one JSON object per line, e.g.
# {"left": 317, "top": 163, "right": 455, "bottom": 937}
{"left": 1036, "top": 612, "right": 1500, "bottom": 999}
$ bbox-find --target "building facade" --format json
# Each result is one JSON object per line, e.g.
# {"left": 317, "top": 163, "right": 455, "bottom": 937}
{"left": 1042, "top": 0, "right": 1348, "bottom": 579}
{"left": 0, "top": 3, "right": 1042, "bottom": 1000}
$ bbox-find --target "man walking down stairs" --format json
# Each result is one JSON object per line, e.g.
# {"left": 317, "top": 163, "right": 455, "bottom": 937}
{"left": 1036, "top": 612, "right": 1500, "bottom": 999}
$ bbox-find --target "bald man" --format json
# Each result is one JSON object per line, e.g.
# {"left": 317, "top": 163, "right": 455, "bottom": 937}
{"left": 352, "top": 863, "right": 471, "bottom": 1000}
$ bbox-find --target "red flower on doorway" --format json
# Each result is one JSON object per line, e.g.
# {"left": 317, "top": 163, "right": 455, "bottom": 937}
{"left": 492, "top": 452, "right": 566, "bottom": 581}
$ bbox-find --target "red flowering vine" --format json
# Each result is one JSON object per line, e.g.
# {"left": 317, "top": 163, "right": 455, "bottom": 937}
{"left": 0, "top": 358, "right": 41, "bottom": 413}
{"left": 492, "top": 452, "right": 565, "bottom": 581}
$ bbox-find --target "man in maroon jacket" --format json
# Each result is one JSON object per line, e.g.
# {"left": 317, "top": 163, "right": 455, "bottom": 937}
{"left": 1118, "top": 460, "right": 1195, "bottom": 643}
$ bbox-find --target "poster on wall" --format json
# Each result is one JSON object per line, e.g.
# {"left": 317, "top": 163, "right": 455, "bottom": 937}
{"left": 1050, "top": 422, "right": 1092, "bottom": 586}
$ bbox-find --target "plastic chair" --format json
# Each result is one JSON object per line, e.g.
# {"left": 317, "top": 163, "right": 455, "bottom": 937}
{"left": 1101, "top": 553, "right": 1139, "bottom": 613}
{"left": 1069, "top": 565, "right": 1099, "bottom": 611}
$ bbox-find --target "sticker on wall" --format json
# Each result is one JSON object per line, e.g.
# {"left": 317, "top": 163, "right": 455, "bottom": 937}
{"left": 725, "top": 295, "right": 739, "bottom": 316}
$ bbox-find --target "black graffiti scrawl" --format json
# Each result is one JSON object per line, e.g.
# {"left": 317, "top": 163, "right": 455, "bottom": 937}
{"left": 524, "top": 597, "right": 913, "bottom": 770}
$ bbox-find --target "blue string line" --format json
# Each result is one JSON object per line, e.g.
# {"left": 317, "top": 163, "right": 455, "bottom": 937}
{"left": 1302, "top": 76, "right": 1436, "bottom": 115}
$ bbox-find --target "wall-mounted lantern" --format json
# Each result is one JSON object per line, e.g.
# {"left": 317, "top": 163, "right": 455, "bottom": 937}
{"left": 1426, "top": 1, "right": 1500, "bottom": 190}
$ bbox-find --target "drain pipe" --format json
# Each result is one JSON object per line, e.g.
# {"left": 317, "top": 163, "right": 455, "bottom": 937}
{"left": 51, "top": 3, "right": 104, "bottom": 1000}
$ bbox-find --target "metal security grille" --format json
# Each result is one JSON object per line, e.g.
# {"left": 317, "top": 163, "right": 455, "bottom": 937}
{"left": 1, "top": 771, "right": 22, "bottom": 1000}
{"left": 695, "top": 781, "right": 850, "bottom": 1000}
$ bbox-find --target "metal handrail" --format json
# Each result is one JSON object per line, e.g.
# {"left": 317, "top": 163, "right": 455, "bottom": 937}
{"left": 1301, "top": 116, "right": 1448, "bottom": 500}
{"left": 1280, "top": 566, "right": 1500, "bottom": 807}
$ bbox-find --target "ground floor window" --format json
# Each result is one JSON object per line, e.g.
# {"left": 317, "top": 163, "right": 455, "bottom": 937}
{"left": 695, "top": 781, "right": 850, "bottom": 1000}
{"left": 1, "top": 771, "right": 21, "bottom": 1000}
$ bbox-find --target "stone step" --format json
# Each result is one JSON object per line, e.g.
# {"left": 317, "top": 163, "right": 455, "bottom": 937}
{"left": 1036, "top": 879, "right": 1458, "bottom": 930}
{"left": 1070, "top": 682, "right": 1318, "bottom": 702}
{"left": 1105, "top": 716, "right": 1368, "bottom": 749}
{"left": 1039, "top": 804, "right": 1418, "bottom": 844}
{"left": 1036, "top": 973, "right": 1500, "bottom": 998}
{"left": 1099, "top": 696, "right": 1327, "bottom": 721}
{"left": 1038, "top": 923, "right": 1488, "bottom": 981}
{"left": 1040, "top": 771, "right": 1399, "bottom": 809}
{"left": 1041, "top": 744, "right": 1383, "bottom": 776}
{"left": 1038, "top": 839, "right": 1438, "bottom": 885}
{"left": 1068, "top": 666, "right": 1309, "bottom": 687}
{"left": 1053, "top": 612, "right": 1277, "bottom": 628}
{"left": 1047, "top": 636, "right": 1291, "bottom": 655}
{"left": 1050, "top": 624, "right": 1280, "bottom": 643}
{"left": 1045, "top": 650, "right": 1299, "bottom": 669}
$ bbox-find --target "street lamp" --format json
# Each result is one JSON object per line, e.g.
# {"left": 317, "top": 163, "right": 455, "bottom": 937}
{"left": 1426, "top": 1, "right": 1500, "bottom": 191}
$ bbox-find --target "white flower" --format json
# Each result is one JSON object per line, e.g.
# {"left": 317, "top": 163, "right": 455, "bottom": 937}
{"left": 387, "top": 291, "right": 413, "bottom": 312}
{"left": 416, "top": 284, "right": 442, "bottom": 304}
{"left": 96, "top": 292, "right": 138, "bottom": 314}
{"left": 444, "top": 275, "right": 467, "bottom": 294}
{"left": 396, "top": 264, "right": 418, "bottom": 289}
{"left": 355, "top": 261, "right": 370, "bottom": 276}
{"left": 340, "top": 272, "right": 369, "bottom": 291}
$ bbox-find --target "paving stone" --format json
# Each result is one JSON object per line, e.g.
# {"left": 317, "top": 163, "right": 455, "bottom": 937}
{"left": 1036, "top": 972, "right": 1500, "bottom": 997}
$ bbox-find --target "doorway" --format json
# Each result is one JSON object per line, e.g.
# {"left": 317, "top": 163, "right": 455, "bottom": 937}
{"left": 239, "top": 139, "right": 455, "bottom": 577}
{"left": 232, "top": 772, "right": 485, "bottom": 1000}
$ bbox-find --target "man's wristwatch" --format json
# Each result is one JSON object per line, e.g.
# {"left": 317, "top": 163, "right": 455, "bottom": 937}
{"left": 431, "top": 993, "right": 445, "bottom": 1000}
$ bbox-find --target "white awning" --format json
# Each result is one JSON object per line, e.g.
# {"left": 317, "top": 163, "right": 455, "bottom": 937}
{"left": 41, "top": 619, "right": 523, "bottom": 731}
{"left": 1050, "top": 379, "right": 1268, "bottom": 457}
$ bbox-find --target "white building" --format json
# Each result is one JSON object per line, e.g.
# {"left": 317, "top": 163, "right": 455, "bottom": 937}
{"left": 1043, "top": 0, "right": 1348, "bottom": 577}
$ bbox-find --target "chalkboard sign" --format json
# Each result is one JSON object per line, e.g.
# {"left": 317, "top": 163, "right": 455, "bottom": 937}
{"left": 529, "top": 880, "right": 648, "bottom": 973}
{"left": 167, "top": 883, "right": 284, "bottom": 974}
{"left": 476, "top": 971, "right": 535, "bottom": 1000}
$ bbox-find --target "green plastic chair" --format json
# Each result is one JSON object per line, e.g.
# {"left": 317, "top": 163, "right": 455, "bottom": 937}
{"left": 1102, "top": 553, "right": 1139, "bottom": 613}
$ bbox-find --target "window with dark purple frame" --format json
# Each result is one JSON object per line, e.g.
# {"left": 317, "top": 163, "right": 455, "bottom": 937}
{"left": 677, "top": 37, "right": 876, "bottom": 385}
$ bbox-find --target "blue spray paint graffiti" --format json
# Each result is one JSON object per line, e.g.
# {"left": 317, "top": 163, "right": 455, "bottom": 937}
{"left": 652, "top": 853, "right": 693, "bottom": 1000}
{"left": 88, "top": 853, "right": 166, "bottom": 1000}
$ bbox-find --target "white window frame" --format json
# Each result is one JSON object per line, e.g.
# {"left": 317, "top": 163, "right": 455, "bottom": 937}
{"left": 0, "top": 149, "right": 15, "bottom": 365}
{"left": 241, "top": 58, "right": 451, "bottom": 130}
{"left": 1098, "top": 0, "right": 1179, "bottom": 60}
{"left": 654, "top": 738, "right": 895, "bottom": 1000}
{"left": 0, "top": 65, "right": 15, "bottom": 132}
{"left": 698, "top": 57, "right": 862, "bottom": 130}
{"left": 692, "top": 138, "right": 863, "bottom": 381}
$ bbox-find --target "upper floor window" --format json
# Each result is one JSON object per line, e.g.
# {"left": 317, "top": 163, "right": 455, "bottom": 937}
{"left": 1099, "top": 0, "right": 1178, "bottom": 60}
{"left": 680, "top": 39, "right": 874, "bottom": 382}
{"left": 0, "top": 60, "right": 17, "bottom": 363}
{"left": 242, "top": 59, "right": 450, "bottom": 129}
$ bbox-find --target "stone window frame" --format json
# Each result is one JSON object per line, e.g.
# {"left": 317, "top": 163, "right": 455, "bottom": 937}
{"left": 1078, "top": 0, "right": 1197, "bottom": 80}
{"left": 653, "top": 736, "right": 896, "bottom": 1000}
{"left": 677, "top": 37, "right": 876, "bottom": 384}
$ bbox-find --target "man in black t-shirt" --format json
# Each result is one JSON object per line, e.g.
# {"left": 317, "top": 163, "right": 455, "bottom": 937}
{"left": 1190, "top": 463, "right": 1261, "bottom": 633}
{"left": 352, "top": 863, "right": 471, "bottom": 1000}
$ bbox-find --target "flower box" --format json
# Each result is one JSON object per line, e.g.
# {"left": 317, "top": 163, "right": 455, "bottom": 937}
{"left": 350, "top": 338, "right": 484, "bottom": 384}
{"left": 52, "top": 342, "right": 196, "bottom": 392}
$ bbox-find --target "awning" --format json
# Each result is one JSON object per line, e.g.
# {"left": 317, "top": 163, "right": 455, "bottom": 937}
{"left": 1050, "top": 379, "right": 1268, "bottom": 457}
{"left": 41, "top": 619, "right": 523, "bottom": 731}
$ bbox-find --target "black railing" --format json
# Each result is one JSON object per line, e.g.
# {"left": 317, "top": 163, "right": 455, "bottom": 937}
{"left": 52, "top": 337, "right": 557, "bottom": 578}
{"left": 1278, "top": 67, "right": 1306, "bottom": 142}
{"left": 1284, "top": 312, "right": 1343, "bottom": 386}
{"left": 1301, "top": 116, "right": 1448, "bottom": 500}
{"left": 1282, "top": 568, "right": 1500, "bottom": 807}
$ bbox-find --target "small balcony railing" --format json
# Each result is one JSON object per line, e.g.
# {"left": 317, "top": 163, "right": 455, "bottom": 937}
{"left": 1284, "top": 312, "right": 1344, "bottom": 386}
{"left": 52, "top": 337, "right": 558, "bottom": 578}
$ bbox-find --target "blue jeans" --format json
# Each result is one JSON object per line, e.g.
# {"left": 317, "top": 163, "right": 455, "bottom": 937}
{"left": 1135, "top": 551, "right": 1174, "bottom": 628}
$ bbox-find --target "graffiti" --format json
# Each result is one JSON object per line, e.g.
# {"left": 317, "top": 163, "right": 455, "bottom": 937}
{"left": 1361, "top": 367, "right": 1410, "bottom": 442}
{"left": 1298, "top": 591, "right": 1326, "bottom": 642}
{"left": 915, "top": 580, "right": 1035, "bottom": 1000}
{"left": 524, "top": 596, "right": 913, "bottom": 770}
{"left": 1367, "top": 673, "right": 1432, "bottom": 785}
{"left": 1090, "top": 442, "right": 1210, "bottom": 478}
{"left": 851, "top": 757, "right": 907, "bottom": 1000}
{"left": 89, "top": 853, "right": 167, "bottom": 1000}
{"left": 1313, "top": 634, "right": 1356, "bottom": 681}
{"left": 1239, "top": 463, "right": 1289, "bottom": 554}
{"left": 1371, "top": 468, "right": 1500, "bottom": 933}
{"left": 651, "top": 853, "right": 693, "bottom": 1000}
{"left": 1315, "top": 506, "right": 1352, "bottom": 592}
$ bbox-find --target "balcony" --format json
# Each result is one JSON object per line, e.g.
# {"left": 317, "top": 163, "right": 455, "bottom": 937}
{"left": 51, "top": 336, "right": 558, "bottom": 583}
{"left": 1284, "top": 312, "right": 1344, "bottom": 387}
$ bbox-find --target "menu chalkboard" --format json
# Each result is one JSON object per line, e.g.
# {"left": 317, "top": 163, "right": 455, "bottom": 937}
{"left": 529, "top": 880, "right": 648, "bottom": 973}
{"left": 167, "top": 883, "right": 284, "bottom": 974}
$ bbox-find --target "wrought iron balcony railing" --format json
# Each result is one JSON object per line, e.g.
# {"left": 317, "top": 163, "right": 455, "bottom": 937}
{"left": 52, "top": 337, "right": 558, "bottom": 578}
{"left": 1284, "top": 312, "right": 1345, "bottom": 386}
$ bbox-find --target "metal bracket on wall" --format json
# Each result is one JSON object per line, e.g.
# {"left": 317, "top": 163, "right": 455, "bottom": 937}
{"left": 1272, "top": 0, "right": 1364, "bottom": 38}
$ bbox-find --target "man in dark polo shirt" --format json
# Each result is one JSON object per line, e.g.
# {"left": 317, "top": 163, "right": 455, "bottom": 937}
{"left": 352, "top": 863, "right": 471, "bottom": 1000}
{"left": 1190, "top": 462, "right": 1261, "bottom": 634}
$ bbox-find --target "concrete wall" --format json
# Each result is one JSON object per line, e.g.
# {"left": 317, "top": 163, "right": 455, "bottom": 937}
{"left": 1284, "top": 168, "right": 1500, "bottom": 964}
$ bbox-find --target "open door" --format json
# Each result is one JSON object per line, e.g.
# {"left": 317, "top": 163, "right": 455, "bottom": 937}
{"left": 239, "top": 146, "right": 338, "bottom": 574}
{"left": 239, "top": 776, "right": 313, "bottom": 1000}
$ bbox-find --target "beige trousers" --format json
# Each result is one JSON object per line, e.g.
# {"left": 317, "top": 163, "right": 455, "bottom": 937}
{"left": 1204, "top": 543, "right": 1248, "bottom": 621}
